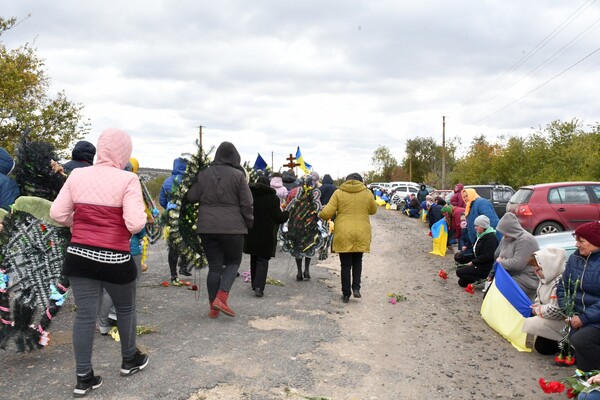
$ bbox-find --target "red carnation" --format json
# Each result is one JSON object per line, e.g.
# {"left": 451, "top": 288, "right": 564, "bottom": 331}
{"left": 438, "top": 269, "right": 448, "bottom": 280}
{"left": 566, "top": 388, "right": 575, "bottom": 398}
{"left": 465, "top": 283, "right": 475, "bottom": 294}
{"left": 40, "top": 224, "right": 46, "bottom": 232}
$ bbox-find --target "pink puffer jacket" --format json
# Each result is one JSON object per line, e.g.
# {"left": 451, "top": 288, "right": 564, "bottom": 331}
{"left": 50, "top": 129, "right": 147, "bottom": 252}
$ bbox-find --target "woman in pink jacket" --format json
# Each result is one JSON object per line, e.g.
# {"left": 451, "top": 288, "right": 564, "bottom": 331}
{"left": 50, "top": 128, "right": 149, "bottom": 397}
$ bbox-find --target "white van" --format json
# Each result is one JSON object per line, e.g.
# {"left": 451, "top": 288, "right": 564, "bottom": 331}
{"left": 389, "top": 181, "right": 420, "bottom": 189}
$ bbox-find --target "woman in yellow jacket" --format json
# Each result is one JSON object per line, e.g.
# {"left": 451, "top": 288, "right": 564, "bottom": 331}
{"left": 319, "top": 173, "right": 377, "bottom": 303}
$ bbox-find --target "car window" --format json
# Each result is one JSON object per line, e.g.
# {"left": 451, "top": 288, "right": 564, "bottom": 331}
{"left": 409, "top": 187, "right": 418, "bottom": 193}
{"left": 548, "top": 185, "right": 591, "bottom": 204}
{"left": 475, "top": 188, "right": 491, "bottom": 199}
{"left": 510, "top": 189, "right": 533, "bottom": 203}
{"left": 494, "top": 187, "right": 514, "bottom": 202}
{"left": 591, "top": 185, "right": 600, "bottom": 202}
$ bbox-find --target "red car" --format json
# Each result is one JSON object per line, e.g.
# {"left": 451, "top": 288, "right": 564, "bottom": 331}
{"left": 506, "top": 181, "right": 600, "bottom": 234}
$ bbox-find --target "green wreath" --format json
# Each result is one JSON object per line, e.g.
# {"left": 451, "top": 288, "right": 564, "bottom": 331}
{"left": 167, "top": 141, "right": 212, "bottom": 270}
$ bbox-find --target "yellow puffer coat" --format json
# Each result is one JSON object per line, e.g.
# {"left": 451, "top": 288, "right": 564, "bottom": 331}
{"left": 319, "top": 179, "right": 377, "bottom": 253}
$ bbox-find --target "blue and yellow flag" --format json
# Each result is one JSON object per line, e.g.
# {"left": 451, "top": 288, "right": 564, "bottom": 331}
{"left": 295, "top": 146, "right": 312, "bottom": 174}
{"left": 481, "top": 263, "right": 532, "bottom": 352}
{"left": 429, "top": 218, "right": 448, "bottom": 257}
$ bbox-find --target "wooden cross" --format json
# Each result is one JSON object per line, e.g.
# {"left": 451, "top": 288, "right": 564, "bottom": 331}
{"left": 284, "top": 154, "right": 300, "bottom": 171}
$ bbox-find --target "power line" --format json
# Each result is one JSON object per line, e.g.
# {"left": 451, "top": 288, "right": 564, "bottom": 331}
{"left": 456, "top": 0, "right": 597, "bottom": 110}
{"left": 468, "top": 15, "right": 600, "bottom": 113}
{"left": 473, "top": 46, "right": 600, "bottom": 123}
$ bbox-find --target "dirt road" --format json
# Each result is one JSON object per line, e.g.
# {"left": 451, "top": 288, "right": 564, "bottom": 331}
{"left": 2, "top": 208, "right": 568, "bottom": 399}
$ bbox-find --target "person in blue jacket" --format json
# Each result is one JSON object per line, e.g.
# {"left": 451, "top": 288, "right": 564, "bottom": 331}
{"left": 462, "top": 188, "right": 500, "bottom": 245}
{"left": 0, "top": 147, "right": 20, "bottom": 211}
{"left": 557, "top": 221, "right": 600, "bottom": 373}
{"left": 159, "top": 157, "right": 190, "bottom": 283}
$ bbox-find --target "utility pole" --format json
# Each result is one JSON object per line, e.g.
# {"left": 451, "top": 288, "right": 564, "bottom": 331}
{"left": 271, "top": 151, "right": 274, "bottom": 171}
{"left": 442, "top": 116, "right": 446, "bottom": 190}
{"left": 198, "top": 125, "right": 203, "bottom": 148}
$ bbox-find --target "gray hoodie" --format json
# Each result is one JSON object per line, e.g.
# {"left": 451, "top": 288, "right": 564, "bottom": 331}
{"left": 494, "top": 212, "right": 540, "bottom": 299}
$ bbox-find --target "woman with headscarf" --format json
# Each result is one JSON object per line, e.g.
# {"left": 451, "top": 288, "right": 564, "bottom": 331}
{"left": 450, "top": 183, "right": 465, "bottom": 208}
{"left": 186, "top": 141, "right": 254, "bottom": 318}
{"left": 522, "top": 247, "right": 567, "bottom": 356}
{"left": 462, "top": 188, "right": 500, "bottom": 246}
{"left": 319, "top": 173, "right": 377, "bottom": 303}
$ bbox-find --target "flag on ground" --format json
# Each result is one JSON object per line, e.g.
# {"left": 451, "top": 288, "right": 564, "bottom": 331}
{"left": 481, "top": 262, "right": 532, "bottom": 352}
{"left": 429, "top": 218, "right": 448, "bottom": 257}
{"left": 253, "top": 153, "right": 268, "bottom": 171}
{"left": 295, "top": 146, "right": 312, "bottom": 174}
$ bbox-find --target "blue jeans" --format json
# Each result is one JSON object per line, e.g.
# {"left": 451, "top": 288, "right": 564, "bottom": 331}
{"left": 70, "top": 276, "right": 137, "bottom": 375}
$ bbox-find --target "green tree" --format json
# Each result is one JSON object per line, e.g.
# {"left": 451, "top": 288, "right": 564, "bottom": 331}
{"left": 370, "top": 145, "right": 397, "bottom": 181}
{"left": 400, "top": 137, "right": 458, "bottom": 188}
{"left": 0, "top": 17, "right": 90, "bottom": 156}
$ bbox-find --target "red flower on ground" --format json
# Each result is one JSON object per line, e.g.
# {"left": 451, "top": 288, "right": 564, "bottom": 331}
{"left": 438, "top": 269, "right": 448, "bottom": 280}
{"left": 566, "top": 388, "right": 576, "bottom": 398}
{"left": 564, "top": 355, "right": 576, "bottom": 365}
{"left": 465, "top": 283, "right": 475, "bottom": 294}
{"left": 160, "top": 281, "right": 169, "bottom": 287}
{"left": 538, "top": 378, "right": 565, "bottom": 394}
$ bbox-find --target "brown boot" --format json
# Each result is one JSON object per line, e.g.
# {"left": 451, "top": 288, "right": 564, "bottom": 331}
{"left": 212, "top": 290, "right": 235, "bottom": 317}
{"left": 208, "top": 301, "right": 220, "bottom": 318}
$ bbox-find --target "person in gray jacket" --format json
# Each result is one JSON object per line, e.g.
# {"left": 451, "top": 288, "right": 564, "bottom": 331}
{"left": 186, "top": 142, "right": 253, "bottom": 318}
{"left": 490, "top": 212, "right": 540, "bottom": 300}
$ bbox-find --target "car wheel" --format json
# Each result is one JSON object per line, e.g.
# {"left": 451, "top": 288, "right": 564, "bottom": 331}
{"left": 534, "top": 221, "right": 563, "bottom": 235}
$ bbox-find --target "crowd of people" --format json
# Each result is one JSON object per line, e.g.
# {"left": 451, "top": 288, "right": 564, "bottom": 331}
{"left": 382, "top": 181, "right": 600, "bottom": 398}
{"left": 0, "top": 135, "right": 381, "bottom": 397}
{"left": 2, "top": 135, "right": 600, "bottom": 398}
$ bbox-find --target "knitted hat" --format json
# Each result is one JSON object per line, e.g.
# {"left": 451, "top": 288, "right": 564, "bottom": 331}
{"left": 575, "top": 221, "right": 600, "bottom": 247}
{"left": 474, "top": 215, "right": 490, "bottom": 229}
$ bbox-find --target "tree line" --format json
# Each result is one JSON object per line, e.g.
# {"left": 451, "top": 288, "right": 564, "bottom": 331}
{"left": 366, "top": 119, "right": 600, "bottom": 190}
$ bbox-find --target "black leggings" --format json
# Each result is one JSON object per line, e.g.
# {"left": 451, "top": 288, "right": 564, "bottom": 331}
{"left": 339, "top": 252, "right": 363, "bottom": 296}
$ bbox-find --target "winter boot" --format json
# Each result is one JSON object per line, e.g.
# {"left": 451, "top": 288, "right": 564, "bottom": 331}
{"left": 212, "top": 290, "right": 235, "bottom": 317}
{"left": 208, "top": 301, "right": 220, "bottom": 318}
{"left": 303, "top": 266, "right": 311, "bottom": 280}
{"left": 73, "top": 370, "right": 103, "bottom": 397}
{"left": 296, "top": 260, "right": 303, "bottom": 281}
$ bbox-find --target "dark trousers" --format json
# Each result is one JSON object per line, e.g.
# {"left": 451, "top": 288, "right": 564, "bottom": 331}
{"left": 168, "top": 245, "right": 179, "bottom": 279}
{"left": 200, "top": 233, "right": 244, "bottom": 303}
{"left": 339, "top": 252, "right": 363, "bottom": 296}
{"left": 571, "top": 326, "right": 600, "bottom": 371}
{"left": 250, "top": 255, "right": 271, "bottom": 291}
{"left": 456, "top": 264, "right": 490, "bottom": 287}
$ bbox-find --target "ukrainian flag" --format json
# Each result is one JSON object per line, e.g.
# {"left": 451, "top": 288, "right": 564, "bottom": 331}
{"left": 429, "top": 218, "right": 448, "bottom": 257}
{"left": 481, "top": 263, "right": 532, "bottom": 352}
{"left": 295, "top": 146, "right": 312, "bottom": 174}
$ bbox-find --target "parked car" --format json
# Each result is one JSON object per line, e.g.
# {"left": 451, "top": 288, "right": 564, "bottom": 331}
{"left": 464, "top": 184, "right": 515, "bottom": 218}
{"left": 389, "top": 185, "right": 419, "bottom": 206}
{"left": 534, "top": 231, "right": 577, "bottom": 257}
{"left": 506, "top": 181, "right": 600, "bottom": 235}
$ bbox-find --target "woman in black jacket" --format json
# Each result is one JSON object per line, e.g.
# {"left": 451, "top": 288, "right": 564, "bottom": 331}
{"left": 456, "top": 215, "right": 499, "bottom": 287}
{"left": 244, "top": 176, "right": 289, "bottom": 297}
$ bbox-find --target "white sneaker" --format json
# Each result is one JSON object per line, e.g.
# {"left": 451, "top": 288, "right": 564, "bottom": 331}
{"left": 99, "top": 325, "right": 111, "bottom": 335}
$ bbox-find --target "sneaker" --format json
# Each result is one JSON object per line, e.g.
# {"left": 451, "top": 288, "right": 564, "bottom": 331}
{"left": 74, "top": 370, "right": 103, "bottom": 397}
{"left": 179, "top": 268, "right": 192, "bottom": 277}
{"left": 120, "top": 348, "right": 149, "bottom": 376}
{"left": 99, "top": 325, "right": 111, "bottom": 336}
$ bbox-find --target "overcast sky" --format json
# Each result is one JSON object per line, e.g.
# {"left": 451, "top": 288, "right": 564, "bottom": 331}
{"left": 4, "top": 1, "right": 600, "bottom": 179}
